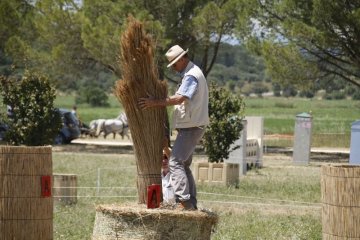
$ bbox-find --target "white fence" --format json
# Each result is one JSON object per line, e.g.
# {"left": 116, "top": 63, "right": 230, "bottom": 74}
{"left": 226, "top": 116, "right": 264, "bottom": 175}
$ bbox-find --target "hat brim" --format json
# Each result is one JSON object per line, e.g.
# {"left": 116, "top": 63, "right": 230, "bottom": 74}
{"left": 167, "top": 49, "right": 188, "bottom": 68}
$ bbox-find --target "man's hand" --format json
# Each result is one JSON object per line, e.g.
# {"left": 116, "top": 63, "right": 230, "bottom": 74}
{"left": 138, "top": 95, "right": 155, "bottom": 109}
{"left": 138, "top": 94, "right": 185, "bottom": 110}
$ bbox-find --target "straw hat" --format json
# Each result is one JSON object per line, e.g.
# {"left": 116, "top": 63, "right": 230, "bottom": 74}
{"left": 165, "top": 45, "right": 188, "bottom": 68}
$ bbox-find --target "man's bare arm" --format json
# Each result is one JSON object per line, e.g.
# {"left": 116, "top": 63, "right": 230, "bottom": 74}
{"left": 138, "top": 94, "right": 186, "bottom": 109}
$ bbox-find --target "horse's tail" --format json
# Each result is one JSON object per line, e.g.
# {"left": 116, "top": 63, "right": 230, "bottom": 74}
{"left": 96, "top": 120, "right": 105, "bottom": 137}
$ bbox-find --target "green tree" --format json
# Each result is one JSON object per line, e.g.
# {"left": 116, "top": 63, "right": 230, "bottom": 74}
{"left": 237, "top": 0, "right": 360, "bottom": 90}
{"left": 4, "top": 0, "right": 93, "bottom": 88}
{"left": 81, "top": 0, "right": 153, "bottom": 77}
{"left": 3, "top": 0, "right": 241, "bottom": 87}
{"left": 0, "top": 0, "right": 33, "bottom": 50}
{"left": 191, "top": 0, "right": 240, "bottom": 77}
{"left": 132, "top": 1, "right": 232, "bottom": 77}
{"left": 203, "top": 82, "right": 245, "bottom": 163}
{"left": 0, "top": 0, "right": 36, "bottom": 74}
{"left": 0, "top": 70, "right": 62, "bottom": 146}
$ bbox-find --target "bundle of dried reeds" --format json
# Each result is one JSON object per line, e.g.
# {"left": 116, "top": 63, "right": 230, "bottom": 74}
{"left": 114, "top": 17, "right": 167, "bottom": 203}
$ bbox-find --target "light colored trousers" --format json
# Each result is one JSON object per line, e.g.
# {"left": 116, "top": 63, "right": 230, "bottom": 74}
{"left": 169, "top": 127, "right": 205, "bottom": 206}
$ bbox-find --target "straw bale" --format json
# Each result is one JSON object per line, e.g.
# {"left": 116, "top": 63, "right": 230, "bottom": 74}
{"left": 92, "top": 203, "right": 218, "bottom": 240}
{"left": 0, "top": 145, "right": 53, "bottom": 239}
{"left": 321, "top": 164, "right": 360, "bottom": 239}
{"left": 114, "top": 16, "right": 167, "bottom": 203}
{"left": 0, "top": 145, "right": 52, "bottom": 175}
{"left": 0, "top": 219, "right": 53, "bottom": 239}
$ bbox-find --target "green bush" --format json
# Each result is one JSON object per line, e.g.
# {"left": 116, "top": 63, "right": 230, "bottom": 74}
{"left": 274, "top": 102, "right": 295, "bottom": 108}
{"left": 282, "top": 85, "right": 297, "bottom": 97}
{"left": 75, "top": 86, "right": 109, "bottom": 107}
{"left": 203, "top": 82, "right": 245, "bottom": 163}
{"left": 324, "top": 91, "right": 346, "bottom": 100}
{"left": 352, "top": 91, "right": 360, "bottom": 100}
{"left": 0, "top": 70, "right": 62, "bottom": 145}
{"left": 299, "top": 90, "right": 315, "bottom": 98}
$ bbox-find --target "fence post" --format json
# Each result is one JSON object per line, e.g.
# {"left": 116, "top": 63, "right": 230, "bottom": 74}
{"left": 97, "top": 168, "right": 101, "bottom": 196}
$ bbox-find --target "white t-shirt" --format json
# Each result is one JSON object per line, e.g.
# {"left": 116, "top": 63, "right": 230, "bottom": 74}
{"left": 162, "top": 172, "right": 175, "bottom": 204}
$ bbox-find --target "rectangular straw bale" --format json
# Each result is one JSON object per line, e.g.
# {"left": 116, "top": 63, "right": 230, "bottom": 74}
{"left": 0, "top": 198, "right": 52, "bottom": 219}
{"left": 0, "top": 145, "right": 53, "bottom": 240}
{"left": 0, "top": 145, "right": 52, "bottom": 175}
{"left": 0, "top": 219, "right": 53, "bottom": 240}
{"left": 0, "top": 175, "right": 40, "bottom": 197}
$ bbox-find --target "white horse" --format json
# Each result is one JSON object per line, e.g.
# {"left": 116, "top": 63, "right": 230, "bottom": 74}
{"left": 88, "top": 119, "right": 105, "bottom": 137}
{"left": 94, "top": 113, "right": 130, "bottom": 139}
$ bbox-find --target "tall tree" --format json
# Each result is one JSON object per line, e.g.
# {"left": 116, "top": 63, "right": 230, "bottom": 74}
{"left": 135, "top": 0, "right": 240, "bottom": 77}
{"left": 0, "top": 0, "right": 36, "bottom": 73}
{"left": 0, "top": 0, "right": 34, "bottom": 50}
{"left": 4, "top": 0, "right": 96, "bottom": 89}
{"left": 3, "top": 0, "right": 240, "bottom": 89}
{"left": 237, "top": 0, "right": 360, "bottom": 89}
{"left": 81, "top": 0, "right": 137, "bottom": 77}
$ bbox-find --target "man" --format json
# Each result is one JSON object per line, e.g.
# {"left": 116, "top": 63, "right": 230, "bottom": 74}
{"left": 138, "top": 45, "right": 209, "bottom": 210}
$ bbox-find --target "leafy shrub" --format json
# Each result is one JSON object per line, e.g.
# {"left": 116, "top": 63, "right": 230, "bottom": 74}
{"left": 344, "top": 85, "right": 356, "bottom": 96}
{"left": 76, "top": 86, "right": 109, "bottom": 107}
{"left": 252, "top": 82, "right": 269, "bottom": 97}
{"left": 272, "top": 83, "right": 281, "bottom": 97}
{"left": 324, "top": 91, "right": 346, "bottom": 100}
{"left": 0, "top": 70, "right": 62, "bottom": 145}
{"left": 353, "top": 91, "right": 360, "bottom": 100}
{"left": 299, "top": 90, "right": 315, "bottom": 98}
{"left": 203, "top": 82, "right": 245, "bottom": 163}
{"left": 282, "top": 85, "right": 297, "bottom": 97}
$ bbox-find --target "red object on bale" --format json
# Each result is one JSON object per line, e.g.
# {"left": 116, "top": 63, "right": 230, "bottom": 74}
{"left": 147, "top": 184, "right": 161, "bottom": 208}
{"left": 41, "top": 175, "right": 52, "bottom": 197}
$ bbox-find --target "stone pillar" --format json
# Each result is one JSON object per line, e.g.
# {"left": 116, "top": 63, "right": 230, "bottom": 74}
{"left": 350, "top": 120, "right": 360, "bottom": 165}
{"left": 293, "top": 112, "right": 312, "bottom": 164}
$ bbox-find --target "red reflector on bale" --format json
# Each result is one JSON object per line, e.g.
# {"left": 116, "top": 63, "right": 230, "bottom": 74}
{"left": 147, "top": 184, "right": 161, "bottom": 209}
{"left": 41, "top": 175, "right": 52, "bottom": 197}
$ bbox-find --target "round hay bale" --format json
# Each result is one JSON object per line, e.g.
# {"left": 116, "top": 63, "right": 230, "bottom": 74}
{"left": 0, "top": 146, "right": 53, "bottom": 239}
{"left": 321, "top": 164, "right": 360, "bottom": 239}
{"left": 92, "top": 203, "right": 218, "bottom": 240}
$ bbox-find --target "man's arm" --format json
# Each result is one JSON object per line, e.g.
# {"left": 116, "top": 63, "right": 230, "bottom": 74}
{"left": 138, "top": 94, "right": 186, "bottom": 109}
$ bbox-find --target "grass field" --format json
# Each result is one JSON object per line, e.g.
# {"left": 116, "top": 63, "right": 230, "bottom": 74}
{"left": 3, "top": 94, "right": 352, "bottom": 239}
{"left": 54, "top": 95, "right": 360, "bottom": 148}
{"left": 53, "top": 150, "right": 323, "bottom": 240}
